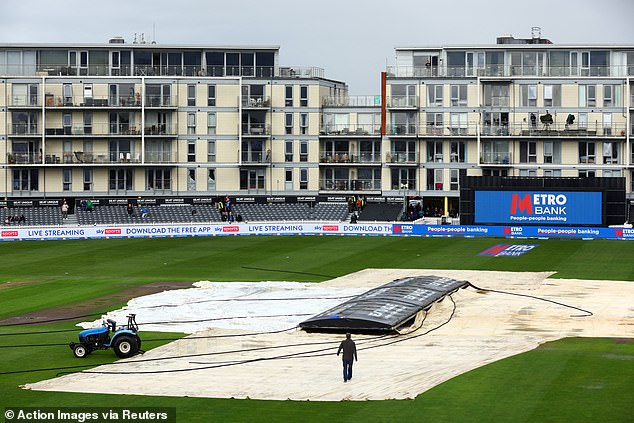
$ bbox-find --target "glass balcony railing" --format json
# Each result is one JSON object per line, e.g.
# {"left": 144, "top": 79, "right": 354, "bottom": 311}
{"left": 241, "top": 124, "right": 270, "bottom": 136}
{"left": 322, "top": 96, "right": 381, "bottom": 107}
{"left": 481, "top": 151, "right": 512, "bottom": 164}
{"left": 320, "top": 124, "right": 381, "bottom": 136}
{"left": 242, "top": 95, "right": 271, "bottom": 108}
{"left": 386, "top": 152, "right": 419, "bottom": 163}
{"left": 41, "top": 124, "right": 174, "bottom": 136}
{"left": 386, "top": 96, "right": 418, "bottom": 108}
{"left": 10, "top": 124, "right": 39, "bottom": 135}
{"left": 386, "top": 64, "right": 634, "bottom": 78}
{"left": 320, "top": 179, "right": 381, "bottom": 191}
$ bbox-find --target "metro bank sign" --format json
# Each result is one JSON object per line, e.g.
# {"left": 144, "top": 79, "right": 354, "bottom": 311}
{"left": 475, "top": 191, "right": 602, "bottom": 225}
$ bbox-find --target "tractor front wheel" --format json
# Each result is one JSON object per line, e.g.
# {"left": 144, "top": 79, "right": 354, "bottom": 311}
{"left": 73, "top": 343, "right": 90, "bottom": 358}
{"left": 113, "top": 335, "right": 139, "bottom": 358}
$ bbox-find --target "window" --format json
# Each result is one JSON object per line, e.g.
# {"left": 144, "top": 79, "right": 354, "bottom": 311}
{"left": 578, "top": 112, "right": 588, "bottom": 129}
{"left": 187, "top": 84, "right": 195, "bottom": 106}
{"left": 426, "top": 112, "right": 443, "bottom": 135}
{"left": 300, "top": 169, "right": 308, "bottom": 190}
{"left": 285, "top": 141, "right": 293, "bottom": 162}
{"left": 450, "top": 84, "right": 467, "bottom": 106}
{"left": 13, "top": 169, "right": 38, "bottom": 191}
{"left": 391, "top": 168, "right": 416, "bottom": 190}
{"left": 450, "top": 141, "right": 466, "bottom": 163}
{"left": 603, "top": 169, "right": 621, "bottom": 177}
{"left": 543, "top": 84, "right": 561, "bottom": 107}
{"left": 521, "top": 85, "right": 537, "bottom": 107}
{"left": 147, "top": 169, "right": 171, "bottom": 190}
{"left": 427, "top": 141, "right": 443, "bottom": 162}
{"left": 450, "top": 169, "right": 459, "bottom": 191}
{"left": 207, "top": 113, "right": 216, "bottom": 135}
{"left": 426, "top": 169, "right": 444, "bottom": 191}
{"left": 300, "top": 86, "right": 308, "bottom": 106}
{"left": 427, "top": 85, "right": 443, "bottom": 107}
{"left": 63, "top": 169, "right": 72, "bottom": 191}
{"left": 449, "top": 113, "right": 468, "bottom": 135}
{"left": 543, "top": 169, "right": 562, "bottom": 177}
{"left": 186, "top": 168, "right": 196, "bottom": 191}
{"left": 12, "top": 83, "right": 38, "bottom": 106}
{"left": 519, "top": 141, "right": 537, "bottom": 163}
{"left": 519, "top": 169, "right": 537, "bottom": 177}
{"left": 285, "top": 85, "right": 293, "bottom": 106}
{"left": 579, "top": 170, "right": 596, "bottom": 178}
{"left": 187, "top": 140, "right": 196, "bottom": 162}
{"left": 603, "top": 113, "right": 612, "bottom": 136}
{"left": 239, "top": 169, "right": 265, "bottom": 190}
{"left": 207, "top": 140, "right": 216, "bottom": 162}
{"left": 543, "top": 141, "right": 561, "bottom": 164}
{"left": 207, "top": 169, "right": 216, "bottom": 191}
{"left": 579, "top": 141, "right": 596, "bottom": 164}
{"left": 83, "top": 168, "right": 93, "bottom": 191}
{"left": 63, "top": 83, "right": 73, "bottom": 105}
{"left": 603, "top": 141, "right": 618, "bottom": 164}
{"left": 285, "top": 113, "right": 293, "bottom": 135}
{"left": 483, "top": 84, "right": 509, "bottom": 107}
{"left": 579, "top": 85, "right": 596, "bottom": 107}
{"left": 603, "top": 85, "right": 613, "bottom": 107}
{"left": 300, "top": 113, "right": 308, "bottom": 135}
{"left": 63, "top": 113, "right": 72, "bottom": 135}
{"left": 391, "top": 112, "right": 417, "bottom": 135}
{"left": 285, "top": 168, "right": 293, "bottom": 191}
{"left": 300, "top": 141, "right": 308, "bottom": 162}
{"left": 187, "top": 112, "right": 196, "bottom": 134}
{"left": 83, "top": 112, "right": 92, "bottom": 135}
{"left": 207, "top": 85, "right": 216, "bottom": 106}
{"left": 109, "top": 169, "right": 133, "bottom": 191}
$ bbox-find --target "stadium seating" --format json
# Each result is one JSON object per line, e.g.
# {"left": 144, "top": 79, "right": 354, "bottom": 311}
{"left": 2, "top": 207, "right": 63, "bottom": 226}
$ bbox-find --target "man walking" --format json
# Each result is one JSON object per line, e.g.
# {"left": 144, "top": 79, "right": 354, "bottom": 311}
{"left": 337, "top": 333, "right": 357, "bottom": 382}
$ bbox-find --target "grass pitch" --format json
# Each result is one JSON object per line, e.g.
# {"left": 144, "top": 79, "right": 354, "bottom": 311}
{"left": 1, "top": 236, "right": 633, "bottom": 422}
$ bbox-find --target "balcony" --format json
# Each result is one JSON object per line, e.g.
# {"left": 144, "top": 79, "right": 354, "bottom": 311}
{"left": 145, "top": 95, "right": 176, "bottom": 108}
{"left": 391, "top": 180, "right": 417, "bottom": 191}
{"left": 145, "top": 152, "right": 174, "bottom": 164}
{"left": 386, "top": 64, "right": 630, "bottom": 78}
{"left": 320, "top": 124, "right": 381, "bottom": 136}
{"left": 322, "top": 96, "right": 381, "bottom": 107}
{"left": 7, "top": 152, "right": 40, "bottom": 164}
{"left": 387, "top": 124, "right": 418, "bottom": 136}
{"left": 481, "top": 151, "right": 512, "bottom": 165}
{"left": 320, "top": 151, "right": 352, "bottom": 163}
{"left": 320, "top": 179, "right": 381, "bottom": 192}
{"left": 43, "top": 94, "right": 141, "bottom": 108}
{"left": 242, "top": 96, "right": 271, "bottom": 108}
{"left": 242, "top": 124, "right": 270, "bottom": 136}
{"left": 8, "top": 95, "right": 40, "bottom": 107}
{"left": 386, "top": 96, "right": 418, "bottom": 108}
{"left": 10, "top": 124, "right": 39, "bottom": 136}
{"left": 386, "top": 152, "right": 419, "bottom": 164}
{"left": 241, "top": 150, "right": 270, "bottom": 164}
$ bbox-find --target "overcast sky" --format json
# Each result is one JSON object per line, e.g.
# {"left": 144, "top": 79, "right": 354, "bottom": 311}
{"left": 1, "top": 0, "right": 633, "bottom": 94}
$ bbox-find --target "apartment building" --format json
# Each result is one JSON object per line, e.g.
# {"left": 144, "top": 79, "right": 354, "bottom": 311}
{"left": 0, "top": 39, "right": 346, "bottom": 200}
{"left": 1, "top": 34, "right": 633, "bottom": 214}
{"left": 383, "top": 33, "right": 633, "bottom": 212}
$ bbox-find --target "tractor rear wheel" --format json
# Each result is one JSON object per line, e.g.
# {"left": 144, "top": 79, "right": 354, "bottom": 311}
{"left": 73, "top": 343, "right": 90, "bottom": 358}
{"left": 113, "top": 335, "right": 139, "bottom": 358}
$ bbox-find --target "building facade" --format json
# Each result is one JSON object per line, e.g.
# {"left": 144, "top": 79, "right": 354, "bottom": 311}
{"left": 1, "top": 35, "right": 633, "bottom": 214}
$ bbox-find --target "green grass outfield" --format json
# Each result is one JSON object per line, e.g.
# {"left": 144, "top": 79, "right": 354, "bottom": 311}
{"left": 1, "top": 236, "right": 633, "bottom": 423}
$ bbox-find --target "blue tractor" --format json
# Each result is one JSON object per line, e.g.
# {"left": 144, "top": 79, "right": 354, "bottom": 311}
{"left": 69, "top": 314, "right": 141, "bottom": 359}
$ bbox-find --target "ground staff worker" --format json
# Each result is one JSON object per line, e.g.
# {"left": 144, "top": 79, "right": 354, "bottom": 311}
{"left": 337, "top": 333, "right": 358, "bottom": 382}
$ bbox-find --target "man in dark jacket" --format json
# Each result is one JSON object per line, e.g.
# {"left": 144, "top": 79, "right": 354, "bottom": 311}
{"left": 337, "top": 333, "right": 358, "bottom": 382}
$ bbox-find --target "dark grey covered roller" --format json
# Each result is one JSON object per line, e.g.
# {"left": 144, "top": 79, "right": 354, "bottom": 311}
{"left": 299, "top": 276, "right": 468, "bottom": 333}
